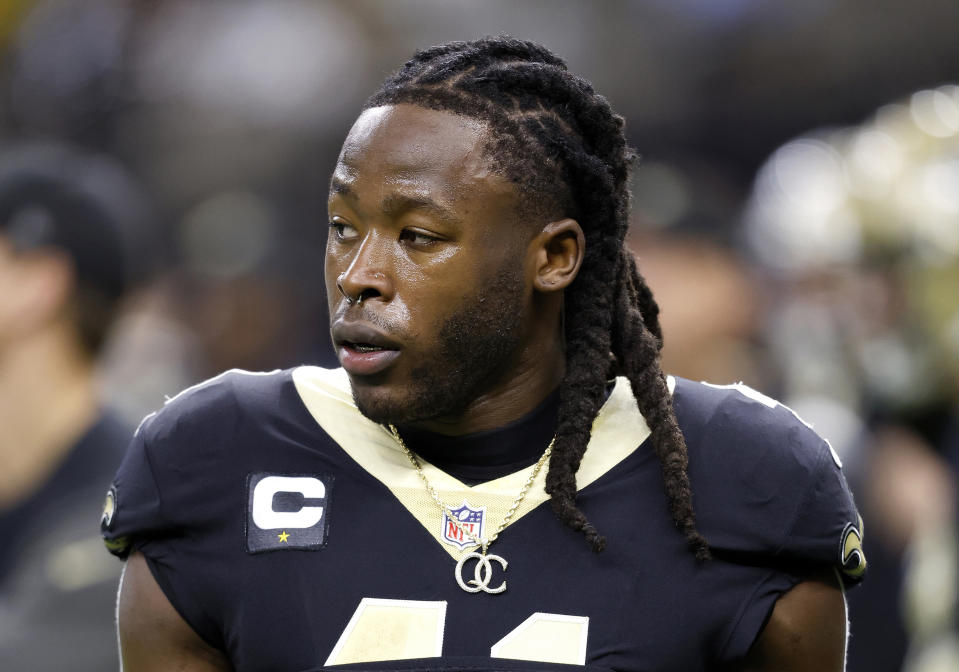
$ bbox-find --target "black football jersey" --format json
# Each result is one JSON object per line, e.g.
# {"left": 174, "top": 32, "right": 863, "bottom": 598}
{"left": 102, "top": 367, "right": 866, "bottom": 672}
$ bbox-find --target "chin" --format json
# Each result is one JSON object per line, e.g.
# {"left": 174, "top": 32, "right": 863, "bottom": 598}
{"left": 348, "top": 375, "right": 466, "bottom": 426}
{"left": 349, "top": 381, "right": 419, "bottom": 425}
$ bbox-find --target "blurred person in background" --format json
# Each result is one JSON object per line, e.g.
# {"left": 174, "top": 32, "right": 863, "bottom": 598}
{"left": 742, "top": 85, "right": 959, "bottom": 672}
{"left": 0, "top": 0, "right": 348, "bottom": 429}
{"left": 0, "top": 142, "right": 152, "bottom": 671}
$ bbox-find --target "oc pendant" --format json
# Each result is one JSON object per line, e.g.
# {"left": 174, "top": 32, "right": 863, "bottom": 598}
{"left": 455, "top": 551, "right": 508, "bottom": 594}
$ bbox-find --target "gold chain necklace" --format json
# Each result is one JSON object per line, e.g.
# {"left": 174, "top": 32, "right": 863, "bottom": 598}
{"left": 389, "top": 424, "right": 553, "bottom": 594}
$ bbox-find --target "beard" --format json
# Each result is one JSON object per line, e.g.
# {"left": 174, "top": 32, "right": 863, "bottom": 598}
{"left": 350, "top": 263, "right": 527, "bottom": 427}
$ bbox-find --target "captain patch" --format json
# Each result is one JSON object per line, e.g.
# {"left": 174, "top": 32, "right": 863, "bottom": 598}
{"left": 246, "top": 473, "right": 332, "bottom": 553}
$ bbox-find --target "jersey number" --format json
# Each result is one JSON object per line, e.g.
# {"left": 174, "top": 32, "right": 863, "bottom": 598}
{"left": 324, "top": 598, "right": 589, "bottom": 667}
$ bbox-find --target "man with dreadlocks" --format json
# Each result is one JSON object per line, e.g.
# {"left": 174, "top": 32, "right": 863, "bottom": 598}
{"left": 104, "top": 37, "right": 865, "bottom": 671}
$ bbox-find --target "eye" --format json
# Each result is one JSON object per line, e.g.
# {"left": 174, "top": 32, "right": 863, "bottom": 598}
{"left": 399, "top": 228, "right": 441, "bottom": 248}
{"left": 329, "top": 220, "right": 358, "bottom": 241}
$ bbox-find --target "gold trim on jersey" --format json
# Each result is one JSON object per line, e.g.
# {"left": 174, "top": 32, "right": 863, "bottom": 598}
{"left": 292, "top": 367, "right": 665, "bottom": 561}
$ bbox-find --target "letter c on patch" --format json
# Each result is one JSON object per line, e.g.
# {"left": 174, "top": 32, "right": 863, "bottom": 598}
{"left": 252, "top": 476, "right": 325, "bottom": 529}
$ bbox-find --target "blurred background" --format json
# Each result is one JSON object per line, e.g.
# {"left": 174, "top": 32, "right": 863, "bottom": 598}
{"left": 0, "top": 0, "right": 957, "bottom": 670}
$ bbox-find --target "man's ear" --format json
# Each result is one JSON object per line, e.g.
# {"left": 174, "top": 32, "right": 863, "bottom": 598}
{"left": 530, "top": 218, "right": 585, "bottom": 292}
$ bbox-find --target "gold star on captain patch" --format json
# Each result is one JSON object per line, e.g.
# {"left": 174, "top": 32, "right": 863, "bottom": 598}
{"left": 277, "top": 531, "right": 290, "bottom": 543}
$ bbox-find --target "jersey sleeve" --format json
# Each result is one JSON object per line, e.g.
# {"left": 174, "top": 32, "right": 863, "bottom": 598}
{"left": 673, "top": 379, "right": 866, "bottom": 663}
{"left": 786, "top": 435, "right": 866, "bottom": 582}
{"left": 100, "top": 374, "right": 239, "bottom": 558}
{"left": 100, "top": 370, "right": 268, "bottom": 649}
{"left": 678, "top": 380, "right": 867, "bottom": 582}
{"left": 100, "top": 415, "right": 163, "bottom": 559}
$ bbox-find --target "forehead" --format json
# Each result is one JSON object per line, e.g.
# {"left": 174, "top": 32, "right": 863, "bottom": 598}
{"left": 332, "top": 104, "right": 515, "bottom": 205}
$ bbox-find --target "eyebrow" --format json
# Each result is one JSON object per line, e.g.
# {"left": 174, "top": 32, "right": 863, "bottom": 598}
{"left": 328, "top": 177, "right": 353, "bottom": 197}
{"left": 329, "top": 177, "right": 461, "bottom": 227}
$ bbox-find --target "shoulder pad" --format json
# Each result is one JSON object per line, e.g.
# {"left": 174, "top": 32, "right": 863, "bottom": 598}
{"left": 674, "top": 379, "right": 866, "bottom": 584}
{"left": 101, "top": 369, "right": 289, "bottom": 558}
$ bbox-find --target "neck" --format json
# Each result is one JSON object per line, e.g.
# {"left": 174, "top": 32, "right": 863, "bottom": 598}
{"left": 0, "top": 326, "right": 99, "bottom": 509}
{"left": 410, "top": 326, "right": 565, "bottom": 436}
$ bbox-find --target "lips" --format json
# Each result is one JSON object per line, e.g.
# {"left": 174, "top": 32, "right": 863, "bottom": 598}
{"left": 331, "top": 320, "right": 402, "bottom": 376}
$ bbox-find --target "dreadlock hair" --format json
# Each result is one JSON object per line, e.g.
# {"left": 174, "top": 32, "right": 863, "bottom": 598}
{"left": 368, "top": 36, "right": 710, "bottom": 562}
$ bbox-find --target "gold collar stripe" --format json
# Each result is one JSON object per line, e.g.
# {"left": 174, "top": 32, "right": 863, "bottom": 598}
{"left": 291, "top": 367, "right": 665, "bottom": 560}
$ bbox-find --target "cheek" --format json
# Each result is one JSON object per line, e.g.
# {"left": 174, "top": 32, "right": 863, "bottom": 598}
{"left": 401, "top": 256, "right": 485, "bottom": 303}
{"left": 324, "top": 249, "right": 345, "bottom": 308}
{"left": 394, "top": 280, "right": 468, "bottom": 346}
{"left": 402, "top": 257, "right": 519, "bottom": 338}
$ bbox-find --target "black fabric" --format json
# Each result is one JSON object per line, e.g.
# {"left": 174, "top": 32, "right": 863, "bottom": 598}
{"left": 103, "top": 369, "right": 864, "bottom": 671}
{"left": 0, "top": 147, "right": 153, "bottom": 299}
{"left": 395, "top": 387, "right": 560, "bottom": 485}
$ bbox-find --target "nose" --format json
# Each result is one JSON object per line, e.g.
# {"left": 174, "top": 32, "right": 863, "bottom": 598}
{"left": 336, "top": 233, "right": 393, "bottom": 306}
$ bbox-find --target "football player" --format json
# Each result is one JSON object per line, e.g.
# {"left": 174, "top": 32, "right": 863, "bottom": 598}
{"left": 105, "top": 37, "right": 866, "bottom": 671}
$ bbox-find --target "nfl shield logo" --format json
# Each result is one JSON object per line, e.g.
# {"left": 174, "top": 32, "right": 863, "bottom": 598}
{"left": 442, "top": 500, "right": 486, "bottom": 550}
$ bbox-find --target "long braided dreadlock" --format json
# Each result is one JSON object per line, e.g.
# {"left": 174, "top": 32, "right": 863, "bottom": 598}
{"left": 368, "top": 36, "right": 710, "bottom": 562}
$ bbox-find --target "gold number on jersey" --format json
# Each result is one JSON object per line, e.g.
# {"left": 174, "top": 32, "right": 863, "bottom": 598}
{"left": 324, "top": 600, "right": 589, "bottom": 667}
{"left": 490, "top": 612, "right": 589, "bottom": 665}
{"left": 324, "top": 598, "right": 446, "bottom": 666}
